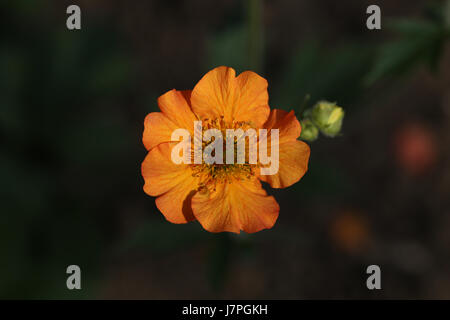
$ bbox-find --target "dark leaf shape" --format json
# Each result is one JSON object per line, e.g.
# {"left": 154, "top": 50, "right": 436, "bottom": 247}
{"left": 364, "top": 18, "right": 447, "bottom": 85}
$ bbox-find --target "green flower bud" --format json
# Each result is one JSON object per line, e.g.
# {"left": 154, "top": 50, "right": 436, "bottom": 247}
{"left": 300, "top": 119, "right": 319, "bottom": 142}
{"left": 311, "top": 101, "right": 345, "bottom": 137}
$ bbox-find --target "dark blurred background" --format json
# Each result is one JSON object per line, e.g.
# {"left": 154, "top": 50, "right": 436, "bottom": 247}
{"left": 1, "top": 0, "right": 450, "bottom": 299}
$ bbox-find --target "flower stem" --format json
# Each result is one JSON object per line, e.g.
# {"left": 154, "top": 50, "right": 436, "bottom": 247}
{"left": 208, "top": 233, "right": 233, "bottom": 292}
{"left": 247, "top": 0, "right": 263, "bottom": 72}
{"left": 298, "top": 94, "right": 311, "bottom": 117}
{"left": 445, "top": 0, "right": 450, "bottom": 29}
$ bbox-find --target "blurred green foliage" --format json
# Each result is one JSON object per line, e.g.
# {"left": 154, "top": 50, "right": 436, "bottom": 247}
{"left": 365, "top": 3, "right": 450, "bottom": 85}
{"left": 207, "top": 26, "right": 248, "bottom": 73}
{"left": 0, "top": 2, "right": 136, "bottom": 298}
{"left": 119, "top": 220, "right": 211, "bottom": 255}
{"left": 273, "top": 41, "right": 372, "bottom": 111}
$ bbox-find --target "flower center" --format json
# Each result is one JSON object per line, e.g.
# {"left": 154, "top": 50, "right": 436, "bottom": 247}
{"left": 190, "top": 117, "right": 258, "bottom": 189}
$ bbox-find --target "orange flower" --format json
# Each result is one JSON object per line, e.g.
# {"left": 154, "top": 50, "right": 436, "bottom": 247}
{"left": 141, "top": 66, "right": 310, "bottom": 233}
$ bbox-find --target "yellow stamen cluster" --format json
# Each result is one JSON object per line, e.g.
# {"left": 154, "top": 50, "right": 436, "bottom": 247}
{"left": 191, "top": 117, "right": 258, "bottom": 191}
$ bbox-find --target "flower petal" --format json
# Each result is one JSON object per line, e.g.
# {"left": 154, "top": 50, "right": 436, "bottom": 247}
{"left": 142, "top": 90, "right": 197, "bottom": 151}
{"left": 155, "top": 178, "right": 197, "bottom": 223}
{"left": 263, "top": 109, "right": 301, "bottom": 144}
{"left": 191, "top": 66, "right": 237, "bottom": 122}
{"left": 259, "top": 140, "right": 310, "bottom": 188}
{"left": 142, "top": 142, "right": 189, "bottom": 196}
{"left": 158, "top": 89, "right": 197, "bottom": 132}
{"left": 142, "top": 142, "right": 199, "bottom": 223}
{"left": 191, "top": 66, "right": 270, "bottom": 127}
{"left": 233, "top": 71, "right": 270, "bottom": 127}
{"left": 142, "top": 112, "right": 179, "bottom": 151}
{"left": 191, "top": 177, "right": 279, "bottom": 233}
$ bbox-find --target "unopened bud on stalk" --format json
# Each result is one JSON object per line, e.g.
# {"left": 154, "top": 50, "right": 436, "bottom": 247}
{"left": 311, "top": 101, "right": 345, "bottom": 137}
{"left": 300, "top": 119, "right": 319, "bottom": 142}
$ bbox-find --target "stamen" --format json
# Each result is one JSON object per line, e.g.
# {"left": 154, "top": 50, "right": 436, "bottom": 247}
{"left": 191, "top": 118, "right": 258, "bottom": 191}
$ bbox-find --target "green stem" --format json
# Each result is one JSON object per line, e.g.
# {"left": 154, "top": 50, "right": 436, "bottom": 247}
{"left": 445, "top": 0, "right": 450, "bottom": 29}
{"left": 208, "top": 233, "right": 233, "bottom": 292}
{"left": 247, "top": 0, "right": 263, "bottom": 72}
{"left": 298, "top": 94, "right": 311, "bottom": 118}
